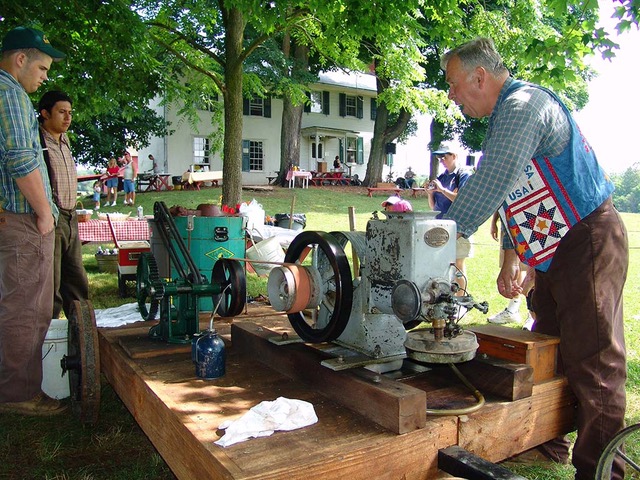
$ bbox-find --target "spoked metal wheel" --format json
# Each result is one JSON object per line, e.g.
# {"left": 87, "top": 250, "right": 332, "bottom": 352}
{"left": 136, "top": 252, "right": 162, "bottom": 321}
{"left": 284, "top": 231, "right": 353, "bottom": 343}
{"left": 596, "top": 423, "right": 640, "bottom": 479}
{"left": 61, "top": 300, "right": 101, "bottom": 426}
{"left": 211, "top": 258, "right": 246, "bottom": 317}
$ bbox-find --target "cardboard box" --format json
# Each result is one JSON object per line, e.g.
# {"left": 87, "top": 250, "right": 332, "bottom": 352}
{"left": 467, "top": 325, "right": 560, "bottom": 384}
{"left": 317, "top": 161, "right": 327, "bottom": 172}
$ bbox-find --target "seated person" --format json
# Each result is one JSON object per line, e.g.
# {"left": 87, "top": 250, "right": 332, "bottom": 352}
{"left": 404, "top": 167, "right": 416, "bottom": 188}
{"left": 395, "top": 177, "right": 408, "bottom": 189}
{"left": 333, "top": 155, "right": 341, "bottom": 170}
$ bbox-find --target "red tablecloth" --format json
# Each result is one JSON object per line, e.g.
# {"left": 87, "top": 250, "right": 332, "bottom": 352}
{"left": 78, "top": 219, "right": 151, "bottom": 244}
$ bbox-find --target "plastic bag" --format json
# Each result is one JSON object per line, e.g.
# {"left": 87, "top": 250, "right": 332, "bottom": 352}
{"left": 239, "top": 199, "right": 265, "bottom": 231}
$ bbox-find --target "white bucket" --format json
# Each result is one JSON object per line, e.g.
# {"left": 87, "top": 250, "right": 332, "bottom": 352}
{"left": 246, "top": 236, "right": 285, "bottom": 276}
{"left": 41, "top": 319, "right": 70, "bottom": 399}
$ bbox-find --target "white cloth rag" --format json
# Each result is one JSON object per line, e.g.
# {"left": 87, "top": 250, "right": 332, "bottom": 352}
{"left": 95, "top": 302, "right": 158, "bottom": 328}
{"left": 214, "top": 396, "right": 318, "bottom": 447}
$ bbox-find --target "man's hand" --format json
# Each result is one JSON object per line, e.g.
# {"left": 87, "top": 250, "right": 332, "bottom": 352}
{"left": 496, "top": 249, "right": 522, "bottom": 298}
{"left": 36, "top": 214, "right": 55, "bottom": 236}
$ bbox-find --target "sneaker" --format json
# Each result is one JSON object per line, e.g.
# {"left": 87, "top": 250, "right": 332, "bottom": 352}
{"left": 0, "top": 391, "right": 67, "bottom": 416}
{"left": 95, "top": 205, "right": 100, "bottom": 210}
{"left": 523, "top": 314, "right": 535, "bottom": 331}
{"left": 111, "top": 201, "right": 117, "bottom": 206}
{"left": 488, "top": 309, "right": 521, "bottom": 324}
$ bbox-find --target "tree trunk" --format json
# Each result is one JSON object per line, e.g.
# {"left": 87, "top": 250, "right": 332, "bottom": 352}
{"left": 429, "top": 119, "right": 445, "bottom": 181}
{"left": 279, "top": 40, "right": 308, "bottom": 186}
{"left": 221, "top": 6, "right": 245, "bottom": 208}
{"left": 362, "top": 61, "right": 412, "bottom": 187}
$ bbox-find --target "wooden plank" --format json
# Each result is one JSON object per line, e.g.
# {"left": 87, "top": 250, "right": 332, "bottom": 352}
{"left": 118, "top": 332, "right": 191, "bottom": 359}
{"left": 98, "top": 319, "right": 459, "bottom": 480}
{"left": 231, "top": 321, "right": 427, "bottom": 434}
{"left": 458, "top": 377, "right": 577, "bottom": 463}
{"left": 438, "top": 446, "right": 527, "bottom": 480}
{"left": 454, "top": 355, "right": 533, "bottom": 401}
{"left": 97, "top": 307, "right": 576, "bottom": 480}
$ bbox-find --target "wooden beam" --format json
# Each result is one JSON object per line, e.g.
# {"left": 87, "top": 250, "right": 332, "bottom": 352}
{"left": 453, "top": 354, "right": 533, "bottom": 401}
{"left": 231, "top": 321, "right": 427, "bottom": 434}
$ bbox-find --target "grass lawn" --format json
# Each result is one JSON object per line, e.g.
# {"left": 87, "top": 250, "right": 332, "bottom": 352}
{"left": 1, "top": 184, "right": 638, "bottom": 479}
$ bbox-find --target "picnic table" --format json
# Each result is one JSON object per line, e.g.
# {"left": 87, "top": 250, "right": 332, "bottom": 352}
{"left": 78, "top": 218, "right": 151, "bottom": 244}
{"left": 309, "top": 171, "right": 350, "bottom": 186}
{"left": 286, "top": 170, "right": 312, "bottom": 188}
{"left": 137, "top": 173, "right": 172, "bottom": 192}
{"left": 181, "top": 170, "right": 223, "bottom": 190}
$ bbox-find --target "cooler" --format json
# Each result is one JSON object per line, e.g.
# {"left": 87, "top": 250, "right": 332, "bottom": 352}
{"left": 117, "top": 240, "right": 151, "bottom": 275}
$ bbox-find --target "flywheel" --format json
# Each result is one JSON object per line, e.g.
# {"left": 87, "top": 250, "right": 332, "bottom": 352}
{"left": 136, "top": 252, "right": 163, "bottom": 321}
{"left": 284, "top": 231, "right": 353, "bottom": 343}
{"left": 61, "top": 299, "right": 101, "bottom": 425}
{"left": 211, "top": 258, "right": 246, "bottom": 317}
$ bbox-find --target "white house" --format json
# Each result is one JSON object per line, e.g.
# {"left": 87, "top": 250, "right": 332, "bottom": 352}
{"left": 141, "top": 71, "right": 442, "bottom": 185}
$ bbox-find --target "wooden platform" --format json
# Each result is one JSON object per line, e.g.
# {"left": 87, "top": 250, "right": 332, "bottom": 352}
{"left": 98, "top": 305, "right": 577, "bottom": 479}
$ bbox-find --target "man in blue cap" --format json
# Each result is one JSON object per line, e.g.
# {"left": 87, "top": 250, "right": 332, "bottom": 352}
{"left": 0, "top": 27, "right": 68, "bottom": 415}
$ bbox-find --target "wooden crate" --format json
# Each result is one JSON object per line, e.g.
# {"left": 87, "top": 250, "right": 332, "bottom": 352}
{"left": 467, "top": 325, "right": 560, "bottom": 384}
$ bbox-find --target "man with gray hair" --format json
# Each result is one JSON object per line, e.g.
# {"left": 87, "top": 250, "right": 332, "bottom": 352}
{"left": 440, "top": 37, "right": 627, "bottom": 480}
{"left": 0, "top": 27, "right": 67, "bottom": 416}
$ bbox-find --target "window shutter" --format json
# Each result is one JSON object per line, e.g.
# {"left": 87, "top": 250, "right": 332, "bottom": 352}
{"left": 304, "top": 92, "right": 311, "bottom": 113}
{"left": 356, "top": 96, "right": 363, "bottom": 119}
{"left": 357, "top": 137, "right": 364, "bottom": 164}
{"left": 323, "top": 91, "right": 330, "bottom": 115}
{"left": 243, "top": 98, "right": 249, "bottom": 115}
{"left": 339, "top": 93, "right": 346, "bottom": 117}
{"left": 264, "top": 97, "right": 271, "bottom": 118}
{"left": 242, "top": 140, "right": 250, "bottom": 172}
{"left": 338, "top": 138, "right": 344, "bottom": 162}
{"left": 370, "top": 98, "right": 377, "bottom": 120}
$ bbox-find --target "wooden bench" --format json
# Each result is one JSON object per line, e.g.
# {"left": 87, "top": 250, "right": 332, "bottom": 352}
{"left": 411, "top": 187, "right": 427, "bottom": 197}
{"left": 367, "top": 182, "right": 402, "bottom": 197}
{"left": 310, "top": 175, "right": 350, "bottom": 186}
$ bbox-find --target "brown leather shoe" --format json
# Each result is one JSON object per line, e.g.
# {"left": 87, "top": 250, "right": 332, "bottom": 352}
{"left": 0, "top": 391, "right": 68, "bottom": 416}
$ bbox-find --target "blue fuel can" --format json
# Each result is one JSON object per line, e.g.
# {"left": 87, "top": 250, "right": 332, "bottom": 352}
{"left": 193, "top": 329, "right": 226, "bottom": 379}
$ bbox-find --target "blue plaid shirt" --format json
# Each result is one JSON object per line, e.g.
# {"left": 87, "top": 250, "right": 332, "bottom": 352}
{"left": 0, "top": 69, "right": 55, "bottom": 215}
{"left": 445, "top": 77, "right": 570, "bottom": 244}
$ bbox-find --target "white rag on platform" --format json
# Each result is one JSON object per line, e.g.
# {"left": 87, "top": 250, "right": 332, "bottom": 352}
{"left": 94, "top": 302, "right": 158, "bottom": 328}
{"left": 214, "top": 397, "right": 318, "bottom": 447}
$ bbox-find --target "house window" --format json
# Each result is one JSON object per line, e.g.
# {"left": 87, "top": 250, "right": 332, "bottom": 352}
{"left": 243, "top": 97, "right": 272, "bottom": 117}
{"left": 310, "top": 92, "right": 323, "bottom": 113}
{"left": 339, "top": 93, "right": 363, "bottom": 118}
{"left": 193, "top": 137, "right": 210, "bottom": 165}
{"left": 242, "top": 140, "right": 264, "bottom": 172}
{"left": 250, "top": 98, "right": 264, "bottom": 116}
{"left": 345, "top": 95, "right": 357, "bottom": 117}
{"left": 312, "top": 142, "right": 323, "bottom": 159}
{"left": 346, "top": 137, "right": 357, "bottom": 163}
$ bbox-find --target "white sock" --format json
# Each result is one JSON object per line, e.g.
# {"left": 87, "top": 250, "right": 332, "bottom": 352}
{"left": 506, "top": 296, "right": 521, "bottom": 313}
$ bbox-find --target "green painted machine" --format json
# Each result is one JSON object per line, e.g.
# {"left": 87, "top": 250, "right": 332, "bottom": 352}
{"left": 136, "top": 201, "right": 246, "bottom": 344}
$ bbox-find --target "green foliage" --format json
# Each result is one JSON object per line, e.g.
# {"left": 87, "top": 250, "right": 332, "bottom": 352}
{"left": 611, "top": 165, "right": 640, "bottom": 213}
{"left": 1, "top": 2, "right": 168, "bottom": 168}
